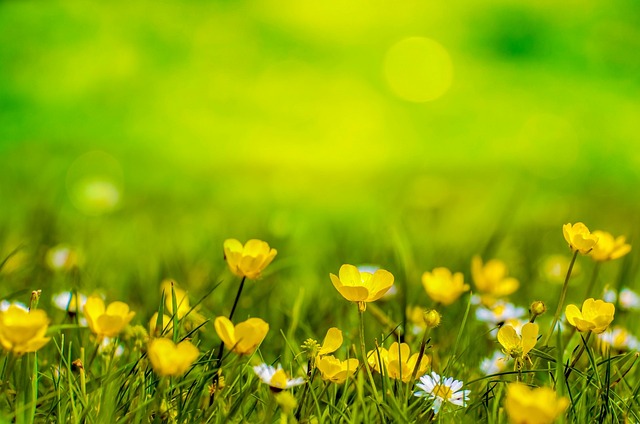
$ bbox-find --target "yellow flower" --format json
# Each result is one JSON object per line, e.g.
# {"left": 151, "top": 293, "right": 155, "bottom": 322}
{"left": 214, "top": 316, "right": 269, "bottom": 355}
{"left": 149, "top": 312, "right": 173, "bottom": 338}
{"left": 471, "top": 256, "right": 519, "bottom": 303}
{"left": 565, "top": 298, "right": 614, "bottom": 334}
{"left": 316, "top": 355, "right": 359, "bottom": 384}
{"left": 223, "top": 239, "right": 277, "bottom": 280}
{"left": 504, "top": 382, "right": 568, "bottom": 424}
{"left": 84, "top": 296, "right": 136, "bottom": 339}
{"left": 589, "top": 231, "right": 631, "bottom": 262}
{"left": 497, "top": 323, "right": 538, "bottom": 370}
{"left": 563, "top": 222, "right": 599, "bottom": 254}
{"left": 147, "top": 338, "right": 199, "bottom": 377}
{"left": 421, "top": 267, "right": 469, "bottom": 306}
{"left": 0, "top": 305, "right": 50, "bottom": 354}
{"left": 368, "top": 342, "right": 430, "bottom": 382}
{"left": 160, "top": 280, "right": 204, "bottom": 323}
{"left": 317, "top": 327, "right": 343, "bottom": 356}
{"left": 330, "top": 264, "right": 394, "bottom": 311}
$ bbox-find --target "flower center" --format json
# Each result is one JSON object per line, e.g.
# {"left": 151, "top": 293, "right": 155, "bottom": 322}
{"left": 433, "top": 384, "right": 453, "bottom": 400}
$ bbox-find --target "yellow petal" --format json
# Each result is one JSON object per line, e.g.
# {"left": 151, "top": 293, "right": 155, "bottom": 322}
{"left": 497, "top": 325, "right": 519, "bottom": 351}
{"left": 564, "top": 304, "right": 582, "bottom": 327}
{"left": 521, "top": 323, "right": 539, "bottom": 355}
{"left": 319, "top": 327, "right": 343, "bottom": 356}
{"left": 214, "top": 316, "right": 236, "bottom": 349}
{"left": 338, "top": 264, "right": 362, "bottom": 287}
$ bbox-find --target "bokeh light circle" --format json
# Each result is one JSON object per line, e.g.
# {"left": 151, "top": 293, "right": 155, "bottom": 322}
{"left": 383, "top": 37, "right": 453, "bottom": 102}
{"left": 66, "top": 151, "right": 123, "bottom": 216}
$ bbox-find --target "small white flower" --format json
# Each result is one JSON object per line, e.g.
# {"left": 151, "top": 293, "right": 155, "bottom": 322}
{"left": 476, "top": 301, "right": 526, "bottom": 326}
{"left": 480, "top": 351, "right": 510, "bottom": 375}
{"left": 603, "top": 288, "right": 617, "bottom": 304}
{"left": 0, "top": 301, "right": 28, "bottom": 312}
{"left": 253, "top": 363, "right": 305, "bottom": 390}
{"left": 414, "top": 372, "right": 470, "bottom": 414}
{"left": 52, "top": 291, "right": 88, "bottom": 313}
{"left": 619, "top": 288, "right": 640, "bottom": 311}
{"left": 598, "top": 327, "right": 640, "bottom": 351}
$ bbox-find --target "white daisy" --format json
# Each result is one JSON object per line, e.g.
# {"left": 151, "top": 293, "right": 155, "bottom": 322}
{"left": 0, "top": 301, "right": 28, "bottom": 312}
{"left": 598, "top": 327, "right": 640, "bottom": 352}
{"left": 414, "top": 372, "right": 471, "bottom": 414}
{"left": 602, "top": 287, "right": 640, "bottom": 311}
{"left": 479, "top": 351, "right": 510, "bottom": 375}
{"left": 476, "top": 301, "right": 526, "bottom": 326}
{"left": 253, "top": 363, "right": 305, "bottom": 391}
{"left": 52, "top": 291, "right": 88, "bottom": 313}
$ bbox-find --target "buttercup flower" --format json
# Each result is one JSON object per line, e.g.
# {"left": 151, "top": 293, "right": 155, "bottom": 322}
{"left": 589, "top": 230, "right": 631, "bottom": 262}
{"left": 421, "top": 267, "right": 469, "bottom": 306}
{"left": 565, "top": 298, "right": 615, "bottom": 334}
{"left": 214, "top": 316, "right": 269, "bottom": 355}
{"left": 318, "top": 327, "right": 343, "bottom": 356}
{"left": 147, "top": 338, "right": 199, "bottom": 377}
{"left": 84, "top": 296, "right": 136, "bottom": 339}
{"left": 504, "top": 382, "right": 568, "bottom": 424}
{"left": 497, "top": 323, "right": 538, "bottom": 370}
{"left": 160, "top": 280, "right": 204, "bottom": 324}
{"left": 223, "top": 239, "right": 277, "bottom": 280}
{"left": 316, "top": 355, "right": 359, "bottom": 384}
{"left": 149, "top": 312, "right": 173, "bottom": 338}
{"left": 414, "top": 372, "right": 470, "bottom": 414}
{"left": 330, "top": 264, "right": 394, "bottom": 311}
{"left": 471, "top": 256, "right": 519, "bottom": 303}
{"left": 368, "top": 342, "right": 430, "bottom": 383}
{"left": 253, "top": 363, "right": 305, "bottom": 391}
{"left": 563, "top": 222, "right": 599, "bottom": 255}
{"left": 0, "top": 305, "right": 51, "bottom": 354}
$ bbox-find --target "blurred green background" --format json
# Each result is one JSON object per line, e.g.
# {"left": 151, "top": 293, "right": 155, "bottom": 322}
{"left": 1, "top": 1, "right": 639, "bottom": 335}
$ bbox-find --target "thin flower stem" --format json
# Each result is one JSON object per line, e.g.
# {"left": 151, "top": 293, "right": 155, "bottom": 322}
{"left": 359, "top": 307, "right": 380, "bottom": 401}
{"left": 544, "top": 250, "right": 579, "bottom": 346}
{"left": 211, "top": 276, "right": 247, "bottom": 406}
{"left": 406, "top": 327, "right": 430, "bottom": 401}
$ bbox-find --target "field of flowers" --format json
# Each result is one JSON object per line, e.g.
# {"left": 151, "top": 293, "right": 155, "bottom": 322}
{"left": 0, "top": 220, "right": 637, "bottom": 423}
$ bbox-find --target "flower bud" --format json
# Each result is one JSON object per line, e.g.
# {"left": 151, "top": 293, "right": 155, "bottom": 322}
{"left": 424, "top": 309, "right": 441, "bottom": 329}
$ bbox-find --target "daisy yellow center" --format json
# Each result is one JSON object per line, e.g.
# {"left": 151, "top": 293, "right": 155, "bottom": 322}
{"left": 433, "top": 384, "right": 453, "bottom": 400}
{"left": 493, "top": 305, "right": 505, "bottom": 317}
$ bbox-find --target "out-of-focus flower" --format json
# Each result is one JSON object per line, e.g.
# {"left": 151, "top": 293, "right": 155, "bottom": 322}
{"left": 414, "top": 372, "right": 470, "bottom": 414}
{"left": 148, "top": 338, "right": 199, "bottom": 377}
{"left": 84, "top": 296, "right": 135, "bottom": 339}
{"left": 0, "top": 301, "right": 28, "bottom": 312}
{"left": 542, "top": 255, "right": 581, "bottom": 284}
{"left": 504, "top": 382, "right": 568, "bottom": 424}
{"left": 597, "top": 326, "right": 640, "bottom": 353}
{"left": 45, "top": 244, "right": 81, "bottom": 271}
{"left": 330, "top": 264, "right": 394, "bottom": 311}
{"left": 368, "top": 342, "right": 430, "bottom": 383}
{"left": 476, "top": 301, "right": 526, "bottom": 327}
{"left": 497, "top": 323, "right": 538, "bottom": 370}
{"left": 565, "top": 298, "right": 615, "bottom": 334}
{"left": 0, "top": 305, "right": 50, "bottom": 354}
{"left": 407, "top": 306, "right": 427, "bottom": 335}
{"left": 98, "top": 337, "right": 125, "bottom": 357}
{"left": 223, "top": 239, "right": 277, "bottom": 280}
{"left": 149, "top": 312, "right": 173, "bottom": 338}
{"left": 563, "top": 222, "right": 598, "bottom": 255}
{"left": 52, "top": 291, "right": 87, "bottom": 314}
{"left": 589, "top": 231, "right": 631, "bottom": 262}
{"left": 214, "top": 316, "right": 268, "bottom": 355}
{"left": 603, "top": 287, "right": 640, "bottom": 311}
{"left": 422, "top": 267, "right": 469, "bottom": 306}
{"left": 316, "top": 355, "right": 359, "bottom": 384}
{"left": 253, "top": 363, "right": 305, "bottom": 391}
{"left": 471, "top": 256, "right": 519, "bottom": 304}
{"left": 160, "top": 280, "right": 205, "bottom": 324}
{"left": 480, "top": 351, "right": 510, "bottom": 375}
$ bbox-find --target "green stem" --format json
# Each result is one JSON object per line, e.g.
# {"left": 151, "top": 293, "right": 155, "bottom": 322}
{"left": 544, "top": 250, "right": 579, "bottom": 346}
{"left": 406, "top": 327, "right": 430, "bottom": 401}
{"left": 564, "top": 332, "right": 592, "bottom": 380}
{"left": 358, "top": 306, "right": 380, "bottom": 401}
{"left": 211, "top": 276, "right": 247, "bottom": 406}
